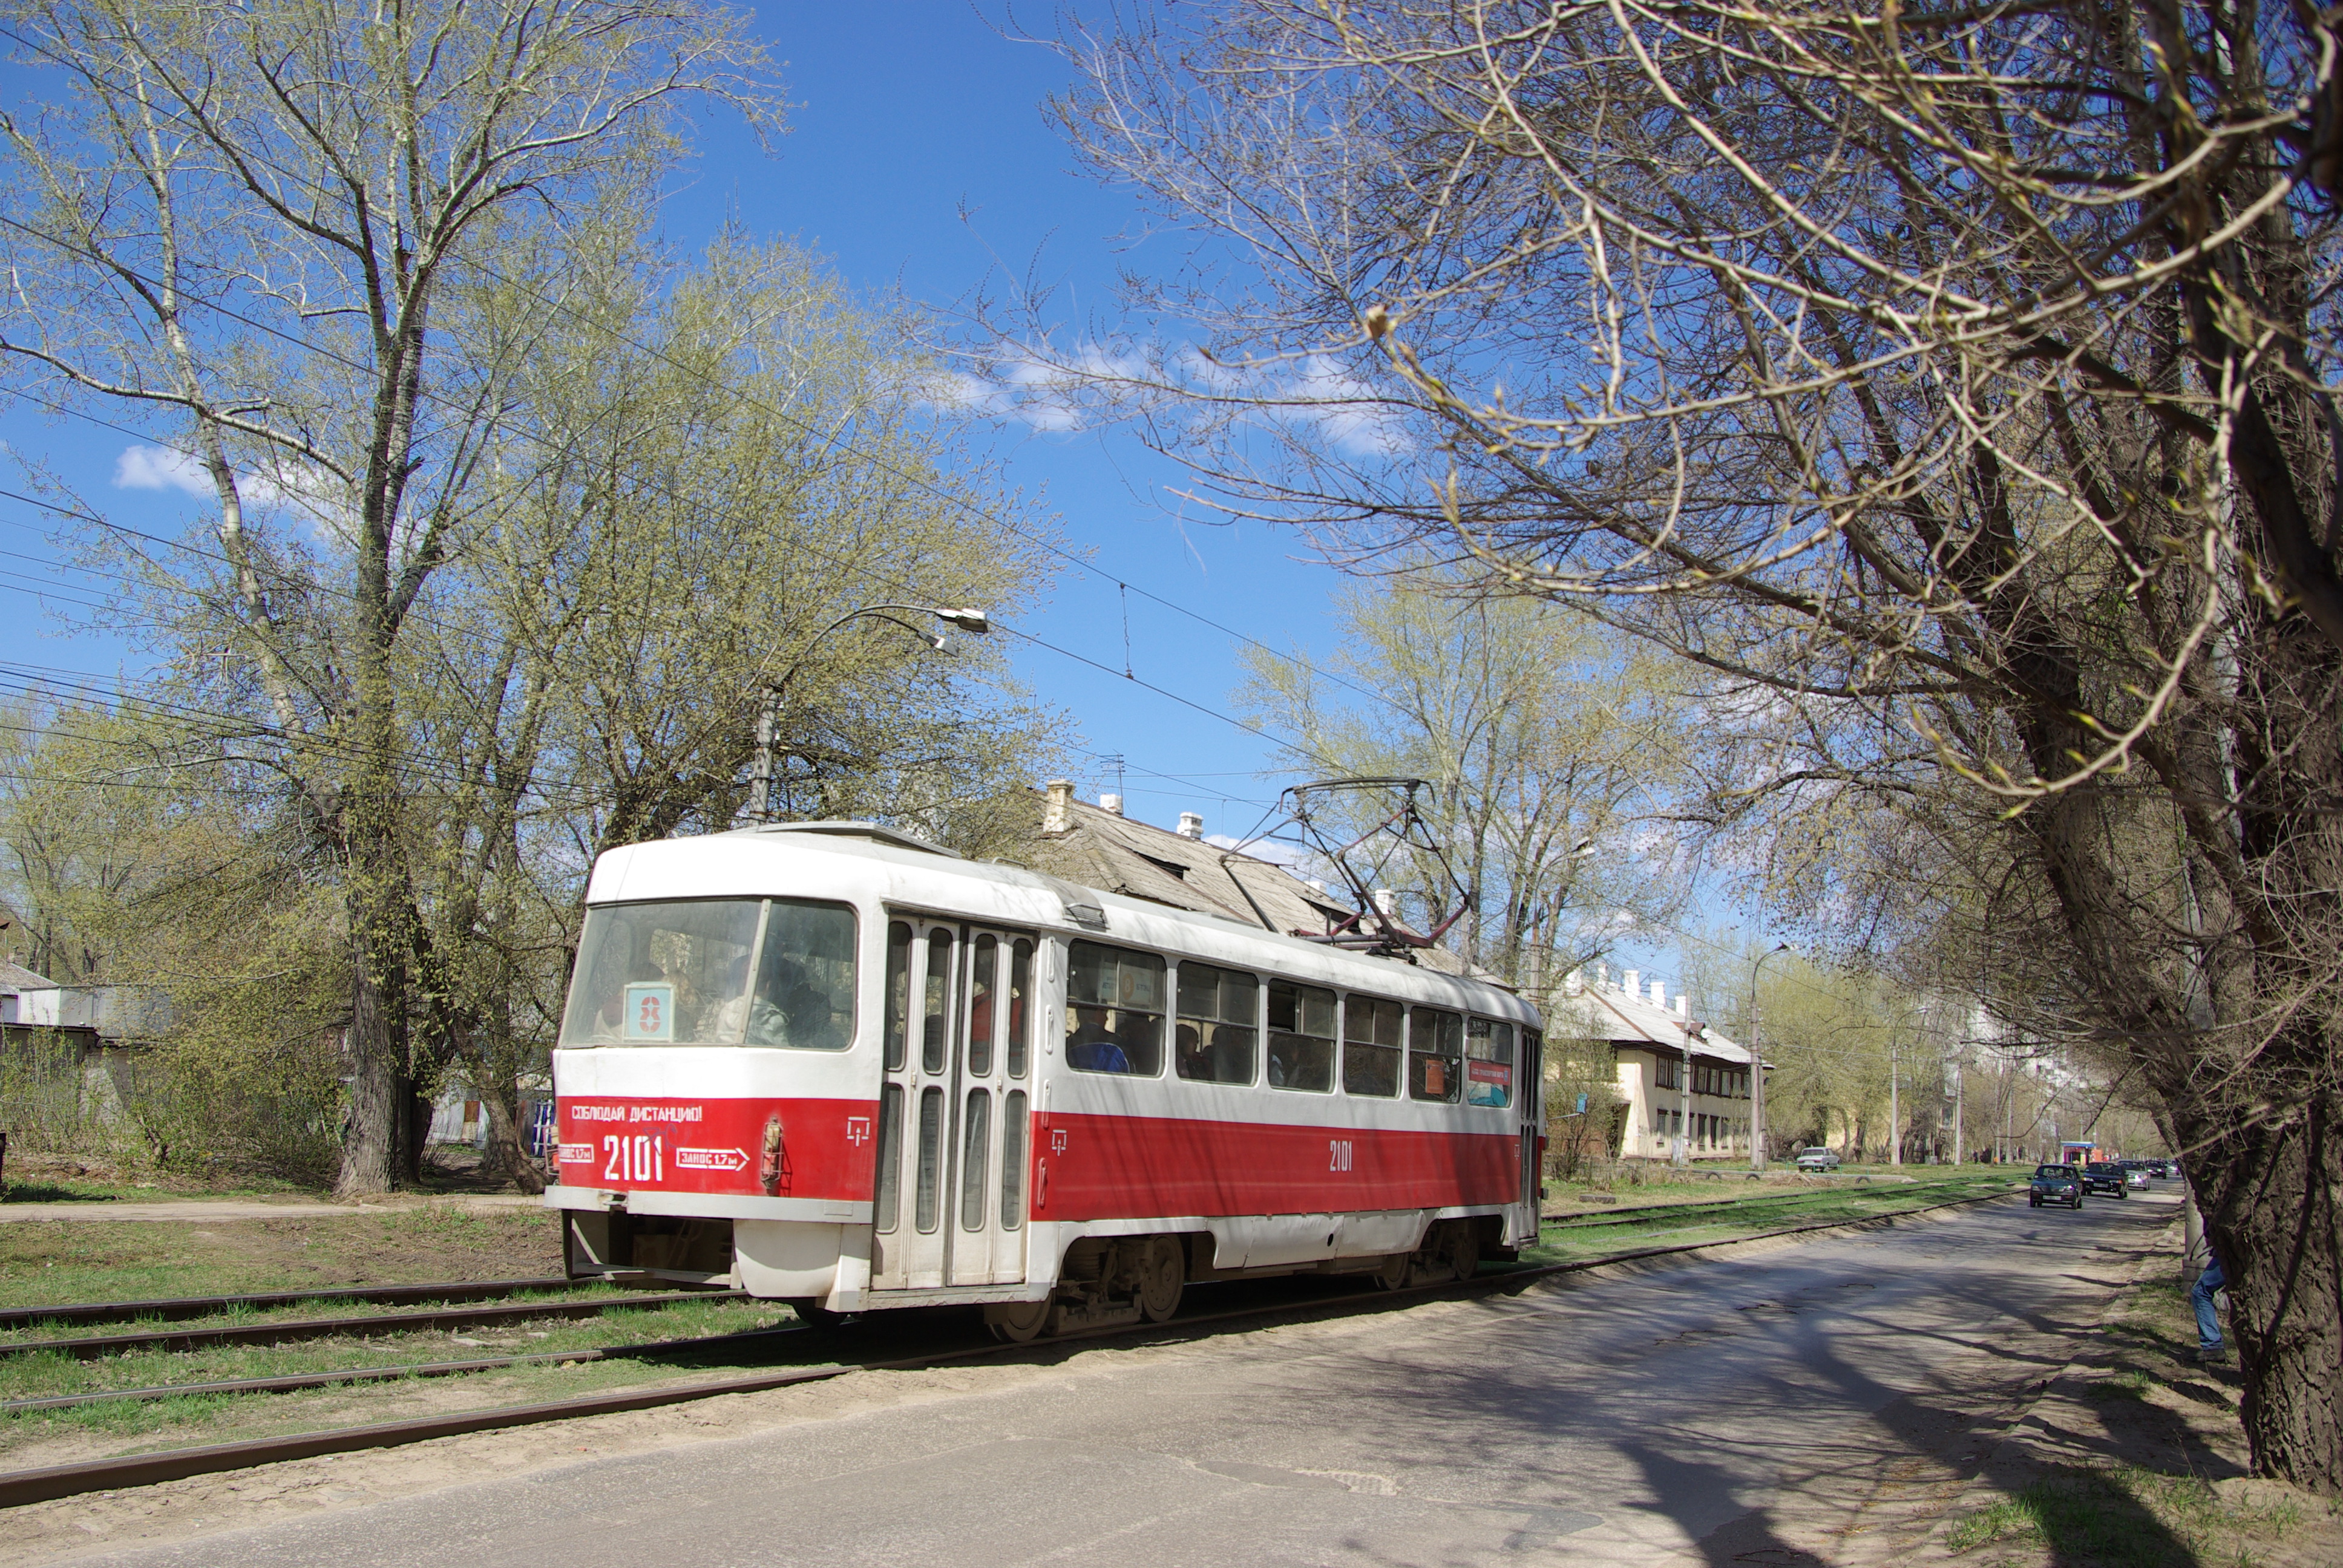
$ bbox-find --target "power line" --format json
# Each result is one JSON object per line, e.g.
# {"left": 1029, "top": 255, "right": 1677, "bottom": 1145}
{"left": 0, "top": 206, "right": 1400, "bottom": 754}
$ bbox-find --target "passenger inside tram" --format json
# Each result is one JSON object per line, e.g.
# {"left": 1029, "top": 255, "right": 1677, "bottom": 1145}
{"left": 1066, "top": 1005, "right": 1133, "bottom": 1073}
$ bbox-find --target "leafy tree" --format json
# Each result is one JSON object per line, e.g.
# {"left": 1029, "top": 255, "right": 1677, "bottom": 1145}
{"left": 0, "top": 0, "right": 783, "bottom": 1194}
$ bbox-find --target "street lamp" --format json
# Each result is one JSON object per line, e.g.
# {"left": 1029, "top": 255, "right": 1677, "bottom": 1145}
{"left": 1749, "top": 942, "right": 1791, "bottom": 1172}
{"left": 748, "top": 604, "right": 992, "bottom": 824}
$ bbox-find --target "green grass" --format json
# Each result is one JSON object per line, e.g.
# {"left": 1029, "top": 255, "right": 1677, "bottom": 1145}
{"left": 1946, "top": 1464, "right": 2301, "bottom": 1566}
{"left": 0, "top": 1206, "right": 564, "bottom": 1311}
{"left": 1522, "top": 1175, "right": 2016, "bottom": 1265}
{"left": 0, "top": 1292, "right": 807, "bottom": 1448}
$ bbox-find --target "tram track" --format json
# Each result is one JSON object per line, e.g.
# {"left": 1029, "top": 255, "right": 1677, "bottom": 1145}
{"left": 0, "top": 1181, "right": 2022, "bottom": 1511}
{"left": 0, "top": 1290, "right": 744, "bottom": 1362}
{"left": 0, "top": 1276, "right": 625, "bottom": 1333}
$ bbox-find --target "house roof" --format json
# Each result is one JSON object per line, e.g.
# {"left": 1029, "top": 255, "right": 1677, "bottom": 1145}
{"left": 0, "top": 959, "right": 57, "bottom": 995}
{"left": 1018, "top": 791, "right": 1492, "bottom": 982}
{"left": 1548, "top": 977, "right": 1758, "bottom": 1068}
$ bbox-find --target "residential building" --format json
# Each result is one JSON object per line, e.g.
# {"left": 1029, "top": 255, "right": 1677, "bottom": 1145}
{"left": 1546, "top": 964, "right": 1766, "bottom": 1163}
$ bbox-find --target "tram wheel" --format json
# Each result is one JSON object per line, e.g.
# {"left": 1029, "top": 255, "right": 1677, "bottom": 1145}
{"left": 787, "top": 1298, "right": 848, "bottom": 1329}
{"left": 1444, "top": 1224, "right": 1482, "bottom": 1282}
{"left": 1371, "top": 1252, "right": 1411, "bottom": 1292}
{"left": 1137, "top": 1236, "right": 1185, "bottom": 1323}
{"left": 985, "top": 1298, "right": 1052, "bottom": 1343}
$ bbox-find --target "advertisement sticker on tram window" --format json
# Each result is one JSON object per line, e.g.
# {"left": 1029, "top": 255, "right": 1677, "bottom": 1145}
{"left": 621, "top": 982, "right": 675, "bottom": 1041}
{"left": 1466, "top": 1058, "right": 1513, "bottom": 1106}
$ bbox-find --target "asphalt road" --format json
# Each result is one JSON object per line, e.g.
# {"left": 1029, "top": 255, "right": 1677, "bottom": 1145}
{"left": 59, "top": 1188, "right": 2180, "bottom": 1568}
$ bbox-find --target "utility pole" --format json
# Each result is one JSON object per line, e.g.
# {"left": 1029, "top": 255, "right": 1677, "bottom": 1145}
{"left": 1888, "top": 1041, "right": 1901, "bottom": 1167}
{"left": 1748, "top": 944, "right": 1790, "bottom": 1172}
{"left": 1951, "top": 1051, "right": 1965, "bottom": 1168}
{"left": 746, "top": 604, "right": 990, "bottom": 824}
{"left": 1677, "top": 1020, "right": 1693, "bottom": 1169}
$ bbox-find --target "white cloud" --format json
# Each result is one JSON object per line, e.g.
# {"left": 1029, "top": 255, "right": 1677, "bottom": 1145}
{"left": 114, "top": 444, "right": 212, "bottom": 496}
{"left": 113, "top": 443, "right": 358, "bottom": 541}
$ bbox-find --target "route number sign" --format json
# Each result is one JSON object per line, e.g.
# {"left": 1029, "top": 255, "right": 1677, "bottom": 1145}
{"left": 622, "top": 982, "right": 675, "bottom": 1041}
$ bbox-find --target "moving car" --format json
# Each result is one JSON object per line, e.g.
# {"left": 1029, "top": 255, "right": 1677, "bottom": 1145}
{"left": 2030, "top": 1164, "right": 2085, "bottom": 1208}
{"left": 2083, "top": 1161, "right": 2131, "bottom": 1198}
{"left": 1793, "top": 1147, "right": 1843, "bottom": 1172}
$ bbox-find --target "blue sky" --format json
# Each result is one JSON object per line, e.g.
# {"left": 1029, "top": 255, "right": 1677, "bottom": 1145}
{"left": 0, "top": 4, "right": 1718, "bottom": 988}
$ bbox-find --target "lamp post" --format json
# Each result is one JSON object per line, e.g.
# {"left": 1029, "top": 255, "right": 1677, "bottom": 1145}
{"left": 1749, "top": 942, "right": 1791, "bottom": 1172}
{"left": 749, "top": 604, "right": 991, "bottom": 824}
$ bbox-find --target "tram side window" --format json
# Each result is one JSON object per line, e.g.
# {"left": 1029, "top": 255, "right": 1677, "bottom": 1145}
{"left": 1343, "top": 996, "right": 1403, "bottom": 1097}
{"left": 1007, "top": 938, "right": 1034, "bottom": 1078}
{"left": 1466, "top": 1018, "right": 1515, "bottom": 1108}
{"left": 1267, "top": 980, "right": 1337, "bottom": 1092}
{"left": 1176, "top": 962, "right": 1258, "bottom": 1086}
{"left": 559, "top": 897, "right": 855, "bottom": 1050}
{"left": 883, "top": 923, "right": 911, "bottom": 1071}
{"left": 1065, "top": 941, "right": 1165, "bottom": 1075}
{"left": 1410, "top": 1008, "right": 1464, "bottom": 1103}
{"left": 968, "top": 935, "right": 998, "bottom": 1077}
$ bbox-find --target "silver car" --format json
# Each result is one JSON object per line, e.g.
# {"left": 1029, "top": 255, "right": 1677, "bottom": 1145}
{"left": 1794, "top": 1147, "right": 1843, "bottom": 1172}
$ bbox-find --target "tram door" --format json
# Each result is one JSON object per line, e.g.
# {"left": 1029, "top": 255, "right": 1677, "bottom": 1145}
{"left": 871, "top": 920, "right": 1034, "bottom": 1291}
{"left": 949, "top": 929, "right": 1034, "bottom": 1285}
{"left": 1519, "top": 1027, "right": 1545, "bottom": 1212}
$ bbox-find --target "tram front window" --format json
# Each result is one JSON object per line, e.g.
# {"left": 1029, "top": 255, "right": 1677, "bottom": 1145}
{"left": 560, "top": 898, "right": 857, "bottom": 1048}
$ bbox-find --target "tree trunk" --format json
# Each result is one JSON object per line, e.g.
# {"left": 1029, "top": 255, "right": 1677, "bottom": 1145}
{"left": 2194, "top": 1085, "right": 2343, "bottom": 1493}
{"left": 335, "top": 942, "right": 405, "bottom": 1197}
{"left": 482, "top": 1085, "right": 545, "bottom": 1195}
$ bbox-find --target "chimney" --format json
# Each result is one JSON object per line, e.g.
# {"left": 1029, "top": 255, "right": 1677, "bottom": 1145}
{"left": 1650, "top": 978, "right": 1666, "bottom": 1007}
{"left": 1596, "top": 961, "right": 1609, "bottom": 990}
{"left": 1564, "top": 967, "right": 1584, "bottom": 996}
{"left": 1177, "top": 811, "right": 1204, "bottom": 839}
{"left": 1372, "top": 888, "right": 1398, "bottom": 916}
{"left": 1098, "top": 792, "right": 1124, "bottom": 817}
{"left": 1043, "top": 779, "right": 1073, "bottom": 835}
{"left": 1674, "top": 993, "right": 1688, "bottom": 1018}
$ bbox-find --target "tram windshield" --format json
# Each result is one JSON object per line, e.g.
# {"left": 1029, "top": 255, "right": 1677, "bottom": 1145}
{"left": 560, "top": 898, "right": 856, "bottom": 1049}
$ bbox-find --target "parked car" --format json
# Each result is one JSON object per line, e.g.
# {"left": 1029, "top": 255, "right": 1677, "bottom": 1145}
{"left": 2124, "top": 1165, "right": 2151, "bottom": 1191}
{"left": 2030, "top": 1164, "right": 2085, "bottom": 1208}
{"left": 2083, "top": 1161, "right": 2131, "bottom": 1198}
{"left": 1794, "top": 1147, "right": 1843, "bottom": 1172}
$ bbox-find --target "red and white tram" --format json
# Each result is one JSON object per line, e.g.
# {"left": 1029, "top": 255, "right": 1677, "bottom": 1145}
{"left": 546, "top": 822, "right": 1544, "bottom": 1339}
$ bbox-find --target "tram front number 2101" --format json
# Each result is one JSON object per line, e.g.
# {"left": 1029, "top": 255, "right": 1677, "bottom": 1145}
{"left": 604, "top": 1134, "right": 664, "bottom": 1183}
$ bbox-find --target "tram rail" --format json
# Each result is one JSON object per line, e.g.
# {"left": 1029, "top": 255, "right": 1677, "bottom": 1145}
{"left": 1, "top": 1322, "right": 813, "bottom": 1414}
{"left": 0, "top": 1182, "right": 2020, "bottom": 1511}
{"left": 0, "top": 1289, "right": 743, "bottom": 1361}
{"left": 0, "top": 1276, "right": 623, "bottom": 1333}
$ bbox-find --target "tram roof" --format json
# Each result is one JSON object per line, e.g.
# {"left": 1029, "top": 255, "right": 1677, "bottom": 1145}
{"left": 588, "top": 821, "right": 1538, "bottom": 1023}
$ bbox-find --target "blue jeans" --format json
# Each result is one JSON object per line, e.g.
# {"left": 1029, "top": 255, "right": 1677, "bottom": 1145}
{"left": 2191, "top": 1257, "right": 2226, "bottom": 1351}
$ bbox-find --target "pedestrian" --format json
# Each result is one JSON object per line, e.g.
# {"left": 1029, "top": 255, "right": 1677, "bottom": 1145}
{"left": 2191, "top": 1244, "right": 2230, "bottom": 1365}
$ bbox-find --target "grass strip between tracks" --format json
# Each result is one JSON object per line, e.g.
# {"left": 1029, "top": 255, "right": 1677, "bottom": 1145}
{"left": 1, "top": 1292, "right": 739, "bottom": 1361}
{"left": 0, "top": 1278, "right": 586, "bottom": 1332}
{"left": 0, "top": 1182, "right": 2022, "bottom": 1510}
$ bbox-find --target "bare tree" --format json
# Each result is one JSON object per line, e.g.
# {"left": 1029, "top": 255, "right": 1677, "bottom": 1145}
{"left": 1027, "top": 1, "right": 2343, "bottom": 1486}
{"left": 0, "top": 0, "right": 781, "bottom": 1193}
